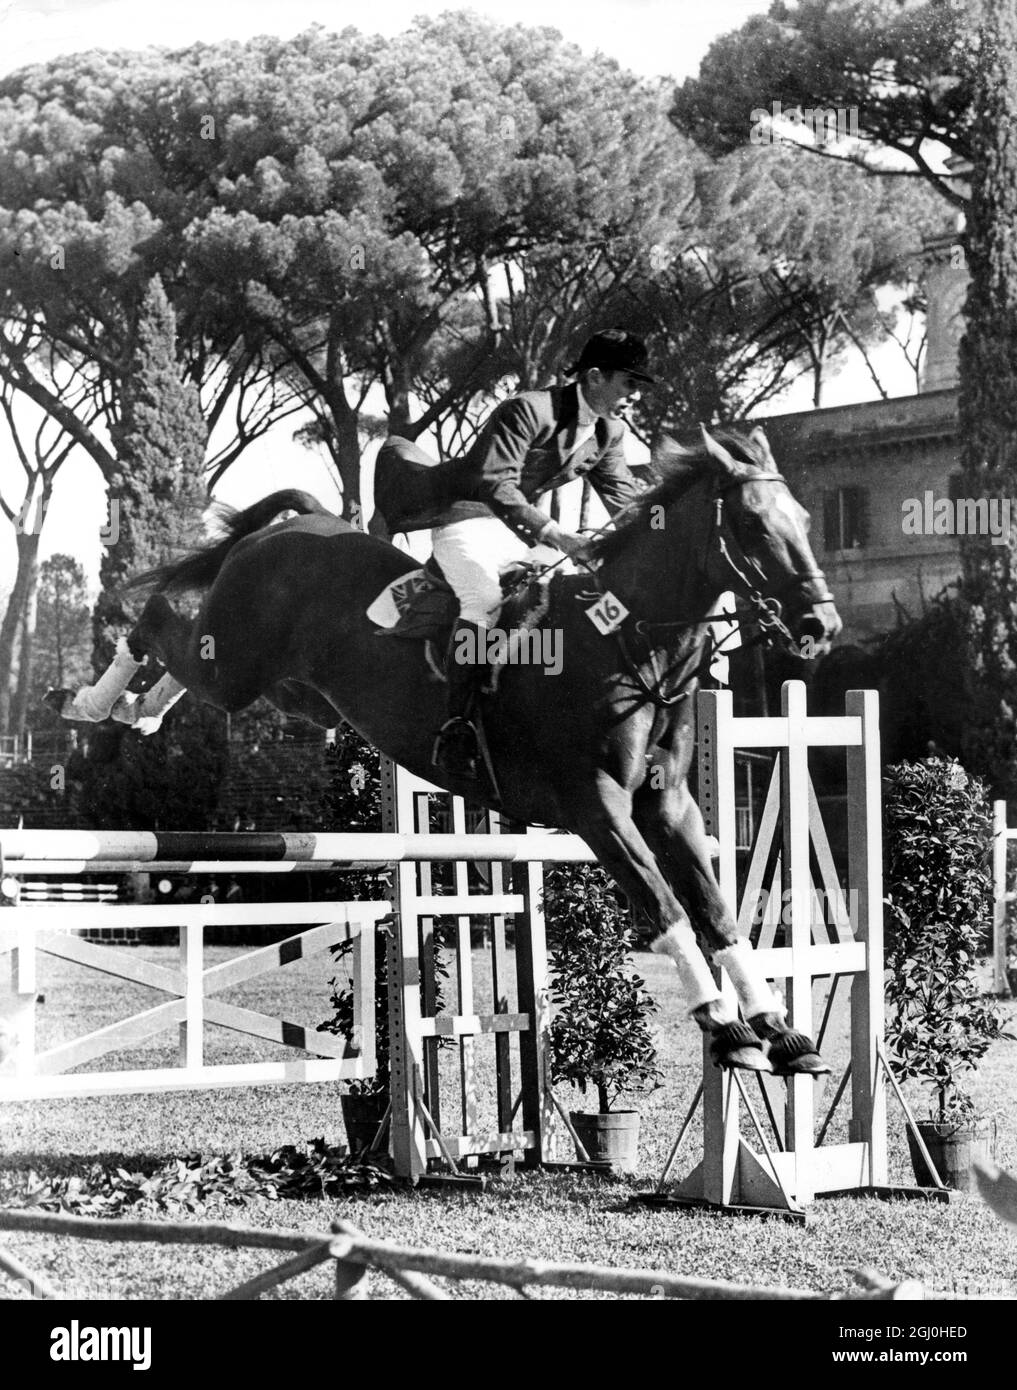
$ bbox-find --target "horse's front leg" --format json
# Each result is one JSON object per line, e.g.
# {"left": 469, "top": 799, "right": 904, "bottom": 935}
{"left": 633, "top": 782, "right": 828, "bottom": 1077}
{"left": 564, "top": 778, "right": 772, "bottom": 1073}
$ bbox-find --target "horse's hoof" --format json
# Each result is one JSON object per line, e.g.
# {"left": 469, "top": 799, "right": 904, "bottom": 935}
{"left": 751, "top": 1021, "right": 831, "bottom": 1078}
{"left": 721, "top": 1046, "right": 775, "bottom": 1074}
{"left": 771, "top": 1049, "right": 831, "bottom": 1078}
{"left": 708, "top": 1020, "right": 774, "bottom": 1074}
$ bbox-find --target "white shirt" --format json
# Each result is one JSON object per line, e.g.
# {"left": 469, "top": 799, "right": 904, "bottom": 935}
{"left": 565, "top": 384, "right": 600, "bottom": 459}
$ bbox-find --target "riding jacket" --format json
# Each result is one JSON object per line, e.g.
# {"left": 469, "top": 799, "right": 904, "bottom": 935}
{"left": 374, "top": 382, "right": 643, "bottom": 542}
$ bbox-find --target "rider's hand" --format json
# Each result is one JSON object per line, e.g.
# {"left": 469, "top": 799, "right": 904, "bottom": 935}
{"left": 553, "top": 531, "right": 596, "bottom": 565}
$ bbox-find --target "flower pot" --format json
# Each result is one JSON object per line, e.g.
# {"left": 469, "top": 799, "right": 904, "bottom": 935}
{"left": 341, "top": 1092, "right": 389, "bottom": 1156}
{"left": 907, "top": 1118, "right": 997, "bottom": 1192}
{"left": 569, "top": 1109, "right": 640, "bottom": 1173}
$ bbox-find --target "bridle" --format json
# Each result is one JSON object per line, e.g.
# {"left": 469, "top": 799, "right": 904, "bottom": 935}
{"left": 708, "top": 470, "right": 835, "bottom": 622}
{"left": 585, "top": 471, "right": 836, "bottom": 709}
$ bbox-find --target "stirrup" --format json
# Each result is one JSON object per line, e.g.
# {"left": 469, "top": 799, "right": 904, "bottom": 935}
{"left": 432, "top": 716, "right": 480, "bottom": 780}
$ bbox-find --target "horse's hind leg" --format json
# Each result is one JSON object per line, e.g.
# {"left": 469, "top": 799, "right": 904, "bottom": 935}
{"left": 49, "top": 593, "right": 215, "bottom": 732}
{"left": 45, "top": 633, "right": 146, "bottom": 722}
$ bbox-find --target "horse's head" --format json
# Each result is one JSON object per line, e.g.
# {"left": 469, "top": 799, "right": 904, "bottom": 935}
{"left": 692, "top": 425, "right": 841, "bottom": 657}
{"left": 598, "top": 425, "right": 841, "bottom": 658}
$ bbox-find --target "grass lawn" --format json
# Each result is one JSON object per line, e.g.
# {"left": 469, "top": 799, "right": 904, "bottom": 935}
{"left": 1, "top": 940, "right": 1016, "bottom": 1300}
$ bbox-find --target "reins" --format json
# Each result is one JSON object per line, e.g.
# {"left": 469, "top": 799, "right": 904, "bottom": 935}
{"left": 579, "top": 471, "right": 834, "bottom": 709}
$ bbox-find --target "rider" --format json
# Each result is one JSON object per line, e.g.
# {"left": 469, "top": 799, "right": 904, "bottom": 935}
{"left": 411, "top": 328, "right": 654, "bottom": 780}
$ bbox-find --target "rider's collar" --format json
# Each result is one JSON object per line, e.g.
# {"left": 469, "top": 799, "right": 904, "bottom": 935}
{"left": 576, "top": 383, "right": 600, "bottom": 428}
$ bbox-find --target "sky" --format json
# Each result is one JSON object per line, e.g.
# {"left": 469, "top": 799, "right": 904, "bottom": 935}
{"left": 0, "top": 0, "right": 762, "bottom": 84}
{"left": 0, "top": 0, "right": 919, "bottom": 592}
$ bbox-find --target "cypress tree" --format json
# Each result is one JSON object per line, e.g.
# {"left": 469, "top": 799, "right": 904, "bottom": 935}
{"left": 957, "top": 0, "right": 1017, "bottom": 797}
{"left": 78, "top": 277, "right": 227, "bottom": 829}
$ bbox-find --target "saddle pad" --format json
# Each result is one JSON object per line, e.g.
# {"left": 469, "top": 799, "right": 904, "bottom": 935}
{"left": 366, "top": 568, "right": 431, "bottom": 628}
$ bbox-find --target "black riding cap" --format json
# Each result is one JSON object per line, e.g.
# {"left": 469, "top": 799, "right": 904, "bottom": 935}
{"left": 568, "top": 329, "right": 656, "bottom": 384}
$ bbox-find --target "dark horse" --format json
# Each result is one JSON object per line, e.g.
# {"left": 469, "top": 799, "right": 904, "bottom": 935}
{"left": 52, "top": 427, "right": 841, "bottom": 1075}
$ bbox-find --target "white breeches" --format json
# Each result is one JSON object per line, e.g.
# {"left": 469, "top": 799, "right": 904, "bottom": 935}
{"left": 431, "top": 517, "right": 531, "bottom": 627}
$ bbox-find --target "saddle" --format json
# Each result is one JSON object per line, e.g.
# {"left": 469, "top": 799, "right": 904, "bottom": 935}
{"left": 366, "top": 554, "right": 556, "bottom": 675}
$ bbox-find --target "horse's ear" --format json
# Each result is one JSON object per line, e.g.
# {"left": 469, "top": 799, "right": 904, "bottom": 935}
{"left": 748, "top": 425, "right": 777, "bottom": 468}
{"left": 699, "top": 424, "right": 732, "bottom": 466}
{"left": 699, "top": 424, "right": 752, "bottom": 481}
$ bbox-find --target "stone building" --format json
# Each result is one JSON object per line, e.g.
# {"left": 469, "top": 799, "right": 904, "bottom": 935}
{"left": 756, "top": 188, "right": 970, "bottom": 645}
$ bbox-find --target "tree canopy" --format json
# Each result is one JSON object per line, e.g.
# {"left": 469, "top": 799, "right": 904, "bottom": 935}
{"left": 672, "top": 0, "right": 975, "bottom": 205}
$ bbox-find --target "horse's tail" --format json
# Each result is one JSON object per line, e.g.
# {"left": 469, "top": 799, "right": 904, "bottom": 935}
{"left": 127, "top": 489, "right": 334, "bottom": 597}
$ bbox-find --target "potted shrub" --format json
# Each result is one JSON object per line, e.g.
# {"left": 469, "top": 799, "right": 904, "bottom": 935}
{"left": 883, "top": 758, "right": 1011, "bottom": 1190}
{"left": 543, "top": 863, "right": 661, "bottom": 1173}
{"left": 320, "top": 944, "right": 393, "bottom": 1154}
{"left": 316, "top": 730, "right": 392, "bottom": 1154}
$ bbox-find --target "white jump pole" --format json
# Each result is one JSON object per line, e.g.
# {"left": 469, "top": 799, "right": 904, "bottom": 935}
{"left": 992, "top": 800, "right": 1013, "bottom": 998}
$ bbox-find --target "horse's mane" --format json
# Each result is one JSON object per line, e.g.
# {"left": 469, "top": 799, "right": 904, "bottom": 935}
{"left": 592, "top": 429, "right": 772, "bottom": 562}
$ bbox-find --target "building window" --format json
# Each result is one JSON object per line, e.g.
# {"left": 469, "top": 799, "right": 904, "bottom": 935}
{"left": 823, "top": 486, "right": 869, "bottom": 550}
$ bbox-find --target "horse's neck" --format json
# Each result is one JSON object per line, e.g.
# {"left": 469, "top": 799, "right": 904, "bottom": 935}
{"left": 597, "top": 490, "right": 720, "bottom": 630}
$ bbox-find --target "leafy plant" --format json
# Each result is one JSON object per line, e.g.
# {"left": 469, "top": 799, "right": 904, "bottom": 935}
{"left": 543, "top": 863, "right": 661, "bottom": 1113}
{"left": 316, "top": 728, "right": 391, "bottom": 1097}
{"left": 883, "top": 758, "right": 1010, "bottom": 1124}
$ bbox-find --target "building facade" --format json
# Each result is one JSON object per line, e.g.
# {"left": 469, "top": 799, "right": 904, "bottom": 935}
{"left": 756, "top": 223, "right": 970, "bottom": 645}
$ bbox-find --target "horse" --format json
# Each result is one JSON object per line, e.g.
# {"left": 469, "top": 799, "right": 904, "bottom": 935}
{"left": 50, "top": 425, "right": 841, "bottom": 1075}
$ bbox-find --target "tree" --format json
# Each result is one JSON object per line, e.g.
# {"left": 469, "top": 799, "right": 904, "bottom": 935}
{"left": 92, "top": 276, "right": 206, "bottom": 666}
{"left": 23, "top": 554, "right": 91, "bottom": 722}
{"left": 0, "top": 44, "right": 303, "bottom": 480}
{"left": 672, "top": 1, "right": 1017, "bottom": 800}
{"left": 955, "top": 0, "right": 1017, "bottom": 798}
{"left": 0, "top": 372, "right": 85, "bottom": 733}
{"left": 75, "top": 277, "right": 228, "bottom": 831}
{"left": 1, "top": 24, "right": 696, "bottom": 525}
{"left": 183, "top": 19, "right": 696, "bottom": 513}
{"left": 672, "top": 0, "right": 975, "bottom": 208}
{"left": 614, "top": 145, "right": 940, "bottom": 428}
{"left": 0, "top": 48, "right": 302, "bottom": 708}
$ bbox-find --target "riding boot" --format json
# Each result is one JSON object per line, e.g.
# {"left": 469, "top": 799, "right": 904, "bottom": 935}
{"left": 432, "top": 619, "right": 487, "bottom": 780}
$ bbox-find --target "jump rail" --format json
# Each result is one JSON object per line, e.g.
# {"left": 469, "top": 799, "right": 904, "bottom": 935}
{"left": 0, "top": 776, "right": 596, "bottom": 1182}
{"left": 0, "top": 1208, "right": 926, "bottom": 1301}
{"left": 1, "top": 829, "right": 596, "bottom": 869}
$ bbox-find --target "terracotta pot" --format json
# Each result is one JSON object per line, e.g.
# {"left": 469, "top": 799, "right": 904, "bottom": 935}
{"left": 907, "top": 1117, "right": 997, "bottom": 1192}
{"left": 569, "top": 1109, "right": 640, "bottom": 1173}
